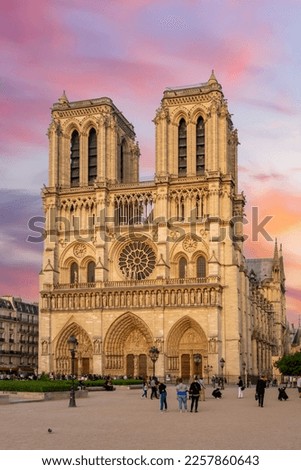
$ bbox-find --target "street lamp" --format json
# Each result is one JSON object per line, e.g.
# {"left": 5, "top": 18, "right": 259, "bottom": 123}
{"left": 193, "top": 353, "right": 201, "bottom": 378}
{"left": 219, "top": 357, "right": 225, "bottom": 390}
{"left": 68, "top": 335, "right": 78, "bottom": 407}
{"left": 149, "top": 346, "right": 159, "bottom": 378}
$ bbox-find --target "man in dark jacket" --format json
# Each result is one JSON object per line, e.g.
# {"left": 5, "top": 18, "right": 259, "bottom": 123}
{"left": 256, "top": 375, "right": 266, "bottom": 407}
{"left": 189, "top": 377, "right": 201, "bottom": 412}
{"left": 158, "top": 381, "right": 167, "bottom": 412}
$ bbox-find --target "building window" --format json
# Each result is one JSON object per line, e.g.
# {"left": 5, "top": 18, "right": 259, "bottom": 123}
{"left": 196, "top": 116, "right": 205, "bottom": 175}
{"left": 179, "top": 257, "right": 187, "bottom": 279}
{"left": 87, "top": 261, "right": 95, "bottom": 283}
{"left": 176, "top": 195, "right": 185, "bottom": 221}
{"left": 197, "top": 256, "right": 206, "bottom": 278}
{"left": 70, "top": 130, "right": 80, "bottom": 187}
{"left": 70, "top": 262, "right": 79, "bottom": 284}
{"left": 88, "top": 128, "right": 97, "bottom": 184}
{"left": 119, "top": 241, "right": 156, "bottom": 280}
{"left": 118, "top": 140, "right": 125, "bottom": 183}
{"left": 114, "top": 193, "right": 154, "bottom": 226}
{"left": 178, "top": 118, "right": 187, "bottom": 176}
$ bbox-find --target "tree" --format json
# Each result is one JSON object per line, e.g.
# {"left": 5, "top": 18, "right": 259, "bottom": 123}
{"left": 275, "top": 352, "right": 301, "bottom": 376}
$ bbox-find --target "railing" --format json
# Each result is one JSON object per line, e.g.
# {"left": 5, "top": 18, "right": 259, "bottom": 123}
{"left": 0, "top": 315, "right": 17, "bottom": 321}
{"left": 53, "top": 276, "right": 220, "bottom": 291}
{"left": 41, "top": 281, "right": 222, "bottom": 312}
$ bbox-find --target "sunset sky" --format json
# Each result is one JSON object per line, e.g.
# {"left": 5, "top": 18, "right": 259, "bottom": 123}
{"left": 1, "top": 0, "right": 301, "bottom": 325}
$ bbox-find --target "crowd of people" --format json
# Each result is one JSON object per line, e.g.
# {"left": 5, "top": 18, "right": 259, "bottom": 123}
{"left": 141, "top": 375, "right": 218, "bottom": 412}
{"left": 139, "top": 374, "right": 301, "bottom": 412}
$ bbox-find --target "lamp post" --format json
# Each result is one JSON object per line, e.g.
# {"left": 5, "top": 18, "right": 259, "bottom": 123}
{"left": 193, "top": 353, "right": 201, "bottom": 378}
{"left": 149, "top": 346, "right": 159, "bottom": 378}
{"left": 68, "top": 335, "right": 78, "bottom": 407}
{"left": 220, "top": 357, "right": 225, "bottom": 390}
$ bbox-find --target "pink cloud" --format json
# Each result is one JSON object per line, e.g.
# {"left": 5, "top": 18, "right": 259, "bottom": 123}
{"left": 0, "top": 265, "right": 39, "bottom": 303}
{"left": 286, "top": 291, "right": 301, "bottom": 326}
{"left": 251, "top": 172, "right": 284, "bottom": 182}
{"left": 241, "top": 97, "right": 297, "bottom": 115}
{"left": 244, "top": 189, "right": 301, "bottom": 241}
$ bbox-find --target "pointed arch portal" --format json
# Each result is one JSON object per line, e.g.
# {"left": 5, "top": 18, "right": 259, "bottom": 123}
{"left": 166, "top": 316, "right": 208, "bottom": 380}
{"left": 55, "top": 322, "right": 93, "bottom": 376}
{"left": 104, "top": 312, "right": 153, "bottom": 378}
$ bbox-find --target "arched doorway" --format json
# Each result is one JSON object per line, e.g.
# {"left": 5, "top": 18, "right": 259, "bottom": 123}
{"left": 125, "top": 353, "right": 147, "bottom": 378}
{"left": 126, "top": 354, "right": 134, "bottom": 377}
{"left": 166, "top": 316, "right": 208, "bottom": 380}
{"left": 104, "top": 312, "right": 154, "bottom": 378}
{"left": 55, "top": 323, "right": 93, "bottom": 376}
{"left": 181, "top": 354, "right": 190, "bottom": 380}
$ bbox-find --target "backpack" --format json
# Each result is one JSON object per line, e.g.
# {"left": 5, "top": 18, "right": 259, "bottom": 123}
{"left": 190, "top": 381, "right": 201, "bottom": 396}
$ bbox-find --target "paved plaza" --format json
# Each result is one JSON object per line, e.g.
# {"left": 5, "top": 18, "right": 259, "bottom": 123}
{"left": 0, "top": 385, "right": 300, "bottom": 450}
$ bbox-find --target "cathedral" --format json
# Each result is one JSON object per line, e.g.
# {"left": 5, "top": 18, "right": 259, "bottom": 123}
{"left": 38, "top": 72, "right": 288, "bottom": 383}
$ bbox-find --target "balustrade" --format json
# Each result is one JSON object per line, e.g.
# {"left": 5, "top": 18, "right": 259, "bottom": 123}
{"left": 41, "top": 282, "right": 222, "bottom": 312}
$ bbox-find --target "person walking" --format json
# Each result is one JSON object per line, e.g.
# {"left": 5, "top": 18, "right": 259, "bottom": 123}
{"left": 158, "top": 381, "right": 167, "bottom": 412}
{"left": 141, "top": 381, "right": 148, "bottom": 398}
{"left": 256, "top": 375, "right": 266, "bottom": 407}
{"left": 198, "top": 376, "right": 206, "bottom": 401}
{"left": 237, "top": 376, "right": 244, "bottom": 398}
{"left": 176, "top": 378, "right": 188, "bottom": 412}
{"left": 189, "top": 377, "right": 201, "bottom": 412}
{"left": 150, "top": 377, "right": 158, "bottom": 399}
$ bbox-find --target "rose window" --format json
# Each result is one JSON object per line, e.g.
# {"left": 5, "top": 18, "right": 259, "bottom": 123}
{"left": 119, "top": 241, "right": 156, "bottom": 280}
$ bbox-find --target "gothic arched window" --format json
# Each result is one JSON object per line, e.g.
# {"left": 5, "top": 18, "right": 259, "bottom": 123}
{"left": 70, "top": 130, "right": 80, "bottom": 187}
{"left": 118, "top": 139, "right": 126, "bottom": 183}
{"left": 178, "top": 118, "right": 187, "bottom": 176}
{"left": 87, "top": 261, "right": 96, "bottom": 283}
{"left": 179, "top": 257, "right": 187, "bottom": 279}
{"left": 70, "top": 262, "right": 79, "bottom": 284}
{"left": 88, "top": 128, "right": 97, "bottom": 184}
{"left": 197, "top": 256, "right": 206, "bottom": 278}
{"left": 196, "top": 116, "right": 205, "bottom": 175}
{"left": 70, "top": 131, "right": 79, "bottom": 186}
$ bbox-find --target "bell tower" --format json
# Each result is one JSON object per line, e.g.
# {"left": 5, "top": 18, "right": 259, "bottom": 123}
{"left": 154, "top": 71, "right": 238, "bottom": 189}
{"left": 48, "top": 91, "right": 140, "bottom": 188}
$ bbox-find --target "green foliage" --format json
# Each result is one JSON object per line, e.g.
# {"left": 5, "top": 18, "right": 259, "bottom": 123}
{"left": 111, "top": 379, "right": 143, "bottom": 386}
{"left": 0, "top": 378, "right": 143, "bottom": 392}
{"left": 81, "top": 378, "right": 143, "bottom": 387}
{"left": 275, "top": 352, "right": 301, "bottom": 376}
{"left": 0, "top": 380, "right": 73, "bottom": 392}
{"left": 38, "top": 372, "right": 52, "bottom": 381}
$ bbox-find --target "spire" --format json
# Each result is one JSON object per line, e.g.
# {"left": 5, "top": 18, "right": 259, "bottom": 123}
{"left": 279, "top": 243, "right": 285, "bottom": 283}
{"left": 273, "top": 238, "right": 279, "bottom": 262}
{"left": 58, "top": 90, "right": 69, "bottom": 106}
{"left": 208, "top": 70, "right": 218, "bottom": 85}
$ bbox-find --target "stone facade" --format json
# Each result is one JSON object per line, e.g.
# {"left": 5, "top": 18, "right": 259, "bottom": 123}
{"left": 39, "top": 72, "right": 288, "bottom": 382}
{"left": 0, "top": 296, "right": 39, "bottom": 375}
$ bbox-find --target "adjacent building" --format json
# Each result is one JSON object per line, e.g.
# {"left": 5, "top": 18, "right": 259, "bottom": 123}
{"left": 38, "top": 72, "right": 288, "bottom": 382}
{"left": 0, "top": 296, "right": 39, "bottom": 375}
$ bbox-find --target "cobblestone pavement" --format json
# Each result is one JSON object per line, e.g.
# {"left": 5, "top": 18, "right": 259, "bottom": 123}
{"left": 0, "top": 385, "right": 300, "bottom": 450}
